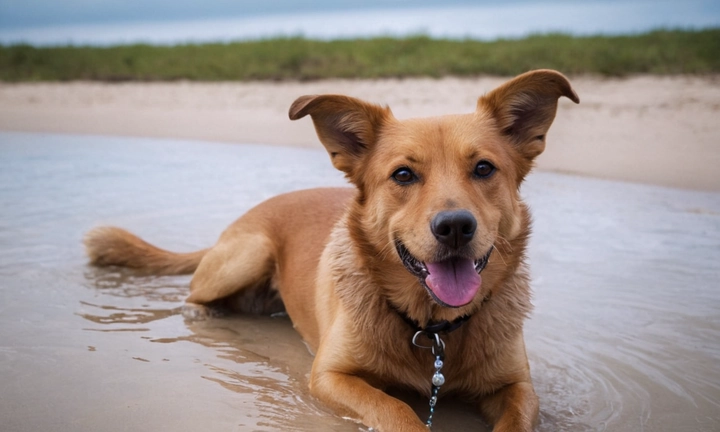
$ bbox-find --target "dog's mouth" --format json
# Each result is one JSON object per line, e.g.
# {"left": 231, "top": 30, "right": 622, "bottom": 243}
{"left": 395, "top": 240, "right": 493, "bottom": 308}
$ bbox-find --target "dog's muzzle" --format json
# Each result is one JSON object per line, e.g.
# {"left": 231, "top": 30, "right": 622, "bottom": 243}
{"left": 395, "top": 239, "right": 493, "bottom": 308}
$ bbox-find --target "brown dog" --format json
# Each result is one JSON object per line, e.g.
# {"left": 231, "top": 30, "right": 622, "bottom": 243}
{"left": 85, "top": 69, "right": 578, "bottom": 431}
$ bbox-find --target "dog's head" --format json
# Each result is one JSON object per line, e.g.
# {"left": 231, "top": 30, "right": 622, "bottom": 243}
{"left": 290, "top": 70, "right": 578, "bottom": 314}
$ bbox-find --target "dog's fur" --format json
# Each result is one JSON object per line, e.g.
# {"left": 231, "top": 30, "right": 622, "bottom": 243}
{"left": 85, "top": 70, "right": 578, "bottom": 431}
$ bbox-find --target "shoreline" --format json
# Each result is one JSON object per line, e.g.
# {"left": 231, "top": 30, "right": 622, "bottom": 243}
{"left": 1, "top": 75, "right": 719, "bottom": 191}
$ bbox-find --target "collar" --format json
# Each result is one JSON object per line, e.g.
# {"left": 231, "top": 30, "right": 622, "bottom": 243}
{"left": 399, "top": 309, "right": 471, "bottom": 334}
{"left": 388, "top": 292, "right": 491, "bottom": 334}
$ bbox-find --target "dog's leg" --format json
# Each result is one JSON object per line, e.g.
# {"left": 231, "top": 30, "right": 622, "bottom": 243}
{"left": 310, "top": 370, "right": 428, "bottom": 432}
{"left": 183, "top": 230, "right": 275, "bottom": 319}
{"left": 479, "top": 381, "right": 539, "bottom": 432}
{"left": 309, "top": 320, "right": 428, "bottom": 432}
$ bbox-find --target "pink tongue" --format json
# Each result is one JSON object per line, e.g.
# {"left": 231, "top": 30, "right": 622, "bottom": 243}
{"left": 425, "top": 259, "right": 481, "bottom": 307}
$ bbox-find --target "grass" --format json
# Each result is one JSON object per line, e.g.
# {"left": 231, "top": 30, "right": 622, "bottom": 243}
{"left": 1, "top": 28, "right": 718, "bottom": 82}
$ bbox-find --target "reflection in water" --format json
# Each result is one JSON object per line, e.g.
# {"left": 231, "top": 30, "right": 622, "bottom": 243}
{"left": 78, "top": 301, "right": 179, "bottom": 325}
{"left": 80, "top": 268, "right": 187, "bottom": 327}
{"left": 83, "top": 267, "right": 190, "bottom": 302}
{"left": 202, "top": 363, "right": 329, "bottom": 431}
{"left": 81, "top": 265, "right": 363, "bottom": 431}
{"left": 1, "top": 133, "right": 719, "bottom": 432}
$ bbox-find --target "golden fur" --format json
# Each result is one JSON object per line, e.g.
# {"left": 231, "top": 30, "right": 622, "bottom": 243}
{"left": 85, "top": 69, "right": 578, "bottom": 431}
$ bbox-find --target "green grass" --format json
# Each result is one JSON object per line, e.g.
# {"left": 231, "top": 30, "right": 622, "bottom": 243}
{"left": 1, "top": 29, "right": 718, "bottom": 81}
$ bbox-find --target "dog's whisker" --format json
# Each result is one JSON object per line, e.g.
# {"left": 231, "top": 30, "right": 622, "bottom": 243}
{"left": 377, "top": 241, "right": 397, "bottom": 261}
{"left": 495, "top": 235, "right": 514, "bottom": 253}
{"left": 494, "top": 250, "right": 508, "bottom": 267}
{"left": 492, "top": 238, "right": 510, "bottom": 267}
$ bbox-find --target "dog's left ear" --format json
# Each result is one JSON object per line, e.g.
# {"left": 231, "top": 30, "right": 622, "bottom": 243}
{"left": 478, "top": 69, "right": 579, "bottom": 161}
{"left": 289, "top": 94, "right": 392, "bottom": 177}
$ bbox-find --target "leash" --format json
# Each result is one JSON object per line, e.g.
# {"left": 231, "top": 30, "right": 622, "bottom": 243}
{"left": 389, "top": 303, "right": 475, "bottom": 429}
{"left": 412, "top": 329, "right": 449, "bottom": 428}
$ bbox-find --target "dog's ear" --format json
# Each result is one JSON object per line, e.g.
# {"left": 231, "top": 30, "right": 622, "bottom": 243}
{"left": 478, "top": 69, "right": 579, "bottom": 161}
{"left": 289, "top": 94, "right": 392, "bottom": 176}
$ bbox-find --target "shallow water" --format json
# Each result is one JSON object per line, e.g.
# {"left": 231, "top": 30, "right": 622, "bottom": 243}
{"left": 0, "top": 132, "right": 718, "bottom": 432}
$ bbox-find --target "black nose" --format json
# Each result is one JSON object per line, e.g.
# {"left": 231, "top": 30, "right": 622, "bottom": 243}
{"left": 431, "top": 210, "right": 477, "bottom": 249}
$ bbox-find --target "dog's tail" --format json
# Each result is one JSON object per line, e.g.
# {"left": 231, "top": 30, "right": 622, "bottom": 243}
{"left": 84, "top": 226, "right": 209, "bottom": 275}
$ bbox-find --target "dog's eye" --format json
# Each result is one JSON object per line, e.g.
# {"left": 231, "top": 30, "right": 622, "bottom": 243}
{"left": 391, "top": 167, "right": 417, "bottom": 184}
{"left": 474, "top": 161, "right": 496, "bottom": 178}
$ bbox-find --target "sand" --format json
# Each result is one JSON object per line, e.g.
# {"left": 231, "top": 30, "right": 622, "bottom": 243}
{"left": 1, "top": 75, "right": 718, "bottom": 190}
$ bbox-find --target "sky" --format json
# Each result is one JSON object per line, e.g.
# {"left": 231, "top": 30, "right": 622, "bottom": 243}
{"left": 0, "top": 0, "right": 718, "bottom": 46}
{"left": 0, "top": 0, "right": 541, "bottom": 28}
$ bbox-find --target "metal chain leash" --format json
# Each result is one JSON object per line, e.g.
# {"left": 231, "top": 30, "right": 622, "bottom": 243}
{"left": 412, "top": 330, "right": 446, "bottom": 429}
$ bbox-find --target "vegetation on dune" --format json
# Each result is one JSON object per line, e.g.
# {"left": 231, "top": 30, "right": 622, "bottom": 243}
{"left": 0, "top": 29, "right": 718, "bottom": 81}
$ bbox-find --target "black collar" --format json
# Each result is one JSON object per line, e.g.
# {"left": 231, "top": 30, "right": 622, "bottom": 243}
{"left": 388, "top": 292, "right": 491, "bottom": 334}
{"left": 388, "top": 303, "right": 469, "bottom": 335}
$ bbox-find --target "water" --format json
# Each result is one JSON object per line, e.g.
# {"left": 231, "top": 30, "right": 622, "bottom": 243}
{"left": 1, "top": 1, "right": 719, "bottom": 46}
{"left": 0, "top": 132, "right": 718, "bottom": 431}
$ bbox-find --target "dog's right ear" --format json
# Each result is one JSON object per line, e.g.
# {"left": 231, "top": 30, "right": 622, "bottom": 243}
{"left": 289, "top": 95, "right": 392, "bottom": 176}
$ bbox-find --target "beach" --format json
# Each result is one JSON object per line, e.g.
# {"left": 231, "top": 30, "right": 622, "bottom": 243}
{"left": 1, "top": 132, "right": 718, "bottom": 432}
{"left": 2, "top": 1, "right": 719, "bottom": 429}
{"left": 1, "top": 75, "right": 719, "bottom": 190}
{"left": 1, "top": 73, "right": 719, "bottom": 432}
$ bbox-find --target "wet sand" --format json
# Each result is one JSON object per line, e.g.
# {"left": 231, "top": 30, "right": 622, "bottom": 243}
{"left": 1, "top": 133, "right": 719, "bottom": 432}
{"left": 0, "top": 75, "right": 719, "bottom": 191}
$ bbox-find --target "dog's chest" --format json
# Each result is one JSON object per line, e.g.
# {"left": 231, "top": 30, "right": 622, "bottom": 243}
{"left": 354, "top": 327, "right": 478, "bottom": 396}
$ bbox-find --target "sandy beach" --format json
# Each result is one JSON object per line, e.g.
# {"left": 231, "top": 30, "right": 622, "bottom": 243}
{"left": 1, "top": 133, "right": 719, "bottom": 432}
{"left": 2, "top": 73, "right": 720, "bottom": 432}
{"left": 1, "top": 75, "right": 719, "bottom": 190}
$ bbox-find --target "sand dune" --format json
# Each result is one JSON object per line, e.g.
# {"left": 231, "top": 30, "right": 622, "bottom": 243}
{"left": 1, "top": 75, "right": 718, "bottom": 190}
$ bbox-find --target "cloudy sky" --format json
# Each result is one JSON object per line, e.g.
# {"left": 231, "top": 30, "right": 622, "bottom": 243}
{"left": 1, "top": 0, "right": 717, "bottom": 46}
{"left": 0, "top": 0, "right": 533, "bottom": 28}
{"left": 6, "top": 0, "right": 713, "bottom": 28}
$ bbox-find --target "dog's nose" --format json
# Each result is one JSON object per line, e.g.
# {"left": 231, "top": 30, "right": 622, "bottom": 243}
{"left": 431, "top": 210, "right": 477, "bottom": 249}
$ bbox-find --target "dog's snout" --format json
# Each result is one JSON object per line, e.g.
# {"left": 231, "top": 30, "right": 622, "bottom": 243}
{"left": 431, "top": 210, "right": 477, "bottom": 249}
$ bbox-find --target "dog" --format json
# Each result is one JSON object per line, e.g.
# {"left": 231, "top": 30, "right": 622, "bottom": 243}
{"left": 85, "top": 69, "right": 578, "bottom": 432}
